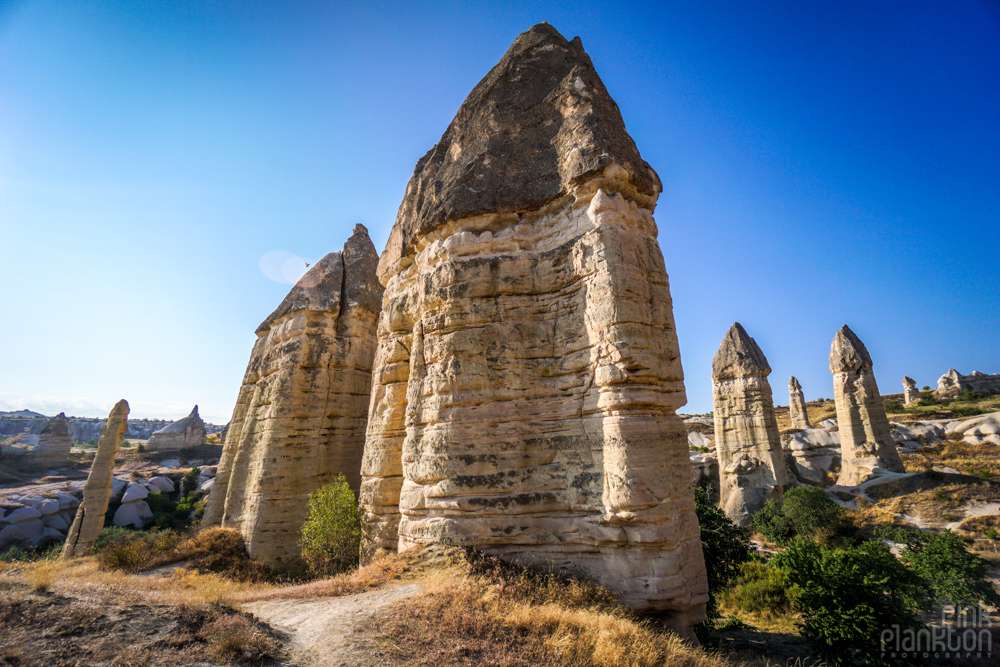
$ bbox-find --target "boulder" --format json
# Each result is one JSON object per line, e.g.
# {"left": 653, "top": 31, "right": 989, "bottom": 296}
{"left": 17, "top": 519, "right": 45, "bottom": 545}
{"left": 199, "top": 478, "right": 215, "bottom": 493}
{"left": 2, "top": 506, "right": 42, "bottom": 524}
{"left": 788, "top": 377, "right": 811, "bottom": 429}
{"left": 36, "top": 498, "right": 60, "bottom": 516}
{"left": 147, "top": 476, "right": 175, "bottom": 493}
{"left": 62, "top": 400, "right": 130, "bottom": 558}
{"left": 121, "top": 483, "right": 149, "bottom": 503}
{"left": 358, "top": 23, "right": 708, "bottom": 636}
{"left": 711, "top": 323, "right": 788, "bottom": 526}
{"left": 55, "top": 492, "right": 80, "bottom": 510}
{"left": 113, "top": 501, "right": 152, "bottom": 528}
{"left": 146, "top": 406, "right": 207, "bottom": 451}
{"left": 203, "top": 224, "right": 384, "bottom": 568}
{"left": 0, "top": 524, "right": 29, "bottom": 551}
{"left": 112, "top": 478, "right": 128, "bottom": 495}
{"left": 946, "top": 413, "right": 1000, "bottom": 446}
{"left": 43, "top": 514, "right": 70, "bottom": 531}
{"left": 829, "top": 326, "right": 904, "bottom": 486}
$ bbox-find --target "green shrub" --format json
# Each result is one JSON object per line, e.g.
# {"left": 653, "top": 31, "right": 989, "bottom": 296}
{"left": 722, "top": 560, "right": 800, "bottom": 616}
{"left": 96, "top": 529, "right": 183, "bottom": 572}
{"left": 136, "top": 442, "right": 145, "bottom": 452}
{"left": 951, "top": 406, "right": 984, "bottom": 418}
{"left": 882, "top": 399, "right": 904, "bottom": 413}
{"left": 93, "top": 525, "right": 133, "bottom": 551}
{"left": 181, "top": 467, "right": 201, "bottom": 496}
{"left": 300, "top": 474, "right": 361, "bottom": 576}
{"left": 958, "top": 390, "right": 981, "bottom": 403}
{"left": 177, "top": 527, "right": 274, "bottom": 582}
{"left": 693, "top": 486, "right": 753, "bottom": 628}
{"left": 753, "top": 486, "right": 854, "bottom": 546}
{"left": 879, "top": 528, "right": 1000, "bottom": 608}
{"left": 773, "top": 538, "right": 927, "bottom": 664}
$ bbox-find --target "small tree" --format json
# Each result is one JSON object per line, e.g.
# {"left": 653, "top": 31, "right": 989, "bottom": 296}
{"left": 300, "top": 474, "right": 361, "bottom": 576}
{"left": 753, "top": 486, "right": 854, "bottom": 545}
{"left": 693, "top": 486, "right": 753, "bottom": 629}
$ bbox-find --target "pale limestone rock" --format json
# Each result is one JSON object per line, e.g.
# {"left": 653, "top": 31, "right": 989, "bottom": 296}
{"left": 788, "top": 377, "right": 811, "bottom": 429}
{"left": 945, "top": 413, "right": 1000, "bottom": 446}
{"left": 33, "top": 412, "right": 72, "bottom": 469}
{"left": 902, "top": 376, "right": 920, "bottom": 407}
{"left": 359, "top": 24, "right": 708, "bottom": 634}
{"left": 784, "top": 428, "right": 841, "bottom": 486}
{"left": 829, "top": 326, "right": 904, "bottom": 486}
{"left": 203, "top": 224, "right": 383, "bottom": 567}
{"left": 711, "top": 323, "right": 787, "bottom": 526}
{"left": 935, "top": 369, "right": 1000, "bottom": 399}
{"left": 62, "top": 399, "right": 129, "bottom": 558}
{"left": 146, "top": 406, "right": 206, "bottom": 451}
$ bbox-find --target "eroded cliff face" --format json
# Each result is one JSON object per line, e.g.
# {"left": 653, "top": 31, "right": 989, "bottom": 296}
{"left": 830, "top": 325, "right": 904, "bottom": 486}
{"left": 360, "top": 23, "right": 708, "bottom": 634}
{"left": 34, "top": 412, "right": 72, "bottom": 469}
{"left": 203, "top": 225, "right": 383, "bottom": 567}
{"left": 146, "top": 406, "right": 206, "bottom": 451}
{"left": 711, "top": 324, "right": 787, "bottom": 527}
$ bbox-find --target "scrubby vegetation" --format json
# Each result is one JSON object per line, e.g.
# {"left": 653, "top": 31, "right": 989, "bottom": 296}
{"left": 752, "top": 486, "right": 857, "bottom": 546}
{"left": 299, "top": 474, "right": 361, "bottom": 576}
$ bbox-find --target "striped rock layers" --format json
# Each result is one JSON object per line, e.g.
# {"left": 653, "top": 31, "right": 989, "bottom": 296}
{"left": 829, "top": 325, "right": 904, "bottom": 486}
{"left": 62, "top": 399, "right": 129, "bottom": 558}
{"left": 146, "top": 405, "right": 206, "bottom": 451}
{"left": 711, "top": 323, "right": 787, "bottom": 526}
{"left": 34, "top": 412, "right": 73, "bottom": 468}
{"left": 902, "top": 376, "right": 920, "bottom": 407}
{"left": 203, "top": 225, "right": 383, "bottom": 567}
{"left": 359, "top": 24, "right": 708, "bottom": 634}
{"left": 788, "top": 377, "right": 811, "bottom": 429}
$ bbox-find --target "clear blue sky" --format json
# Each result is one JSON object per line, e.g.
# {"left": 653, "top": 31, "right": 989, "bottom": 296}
{"left": 1, "top": 1, "right": 998, "bottom": 423}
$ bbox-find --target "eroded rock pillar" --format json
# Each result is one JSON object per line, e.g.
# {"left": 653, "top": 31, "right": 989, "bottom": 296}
{"left": 788, "top": 377, "right": 811, "bottom": 429}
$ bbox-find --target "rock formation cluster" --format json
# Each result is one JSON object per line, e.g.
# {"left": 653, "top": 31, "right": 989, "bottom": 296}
{"left": 33, "top": 412, "right": 72, "bottom": 469}
{"left": 62, "top": 399, "right": 129, "bottom": 558}
{"left": 902, "top": 376, "right": 920, "bottom": 407}
{"left": 829, "top": 326, "right": 904, "bottom": 487}
{"left": 359, "top": 24, "right": 708, "bottom": 633}
{"left": 788, "top": 377, "right": 811, "bottom": 429}
{"left": 711, "top": 323, "right": 787, "bottom": 526}
{"left": 936, "top": 369, "right": 1000, "bottom": 399}
{"left": 203, "top": 225, "right": 383, "bottom": 567}
{"left": 146, "top": 405, "right": 207, "bottom": 451}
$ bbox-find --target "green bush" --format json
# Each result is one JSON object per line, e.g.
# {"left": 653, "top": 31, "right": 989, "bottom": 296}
{"left": 300, "top": 474, "right": 361, "bottom": 576}
{"left": 753, "top": 486, "right": 854, "bottom": 545}
{"left": 773, "top": 538, "right": 927, "bottom": 664}
{"left": 181, "top": 467, "right": 201, "bottom": 496}
{"left": 958, "top": 389, "right": 981, "bottom": 403}
{"left": 879, "top": 528, "right": 1000, "bottom": 608}
{"left": 951, "top": 406, "right": 984, "bottom": 418}
{"left": 96, "top": 529, "right": 183, "bottom": 572}
{"left": 93, "top": 525, "right": 134, "bottom": 551}
{"left": 693, "top": 486, "right": 753, "bottom": 628}
{"left": 722, "top": 560, "right": 800, "bottom": 616}
{"left": 882, "top": 399, "right": 904, "bottom": 413}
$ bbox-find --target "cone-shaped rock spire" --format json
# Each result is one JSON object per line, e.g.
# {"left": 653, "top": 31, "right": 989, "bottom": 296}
{"left": 788, "top": 377, "right": 812, "bottom": 429}
{"left": 361, "top": 24, "right": 707, "bottom": 638}
{"left": 711, "top": 323, "right": 787, "bottom": 526}
{"left": 204, "top": 224, "right": 383, "bottom": 568}
{"left": 829, "top": 325, "right": 904, "bottom": 486}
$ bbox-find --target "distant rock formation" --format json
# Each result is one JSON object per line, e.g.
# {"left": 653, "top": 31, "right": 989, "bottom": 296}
{"left": 902, "top": 376, "right": 920, "bottom": 407}
{"left": 829, "top": 326, "right": 904, "bottom": 486}
{"left": 33, "top": 412, "right": 72, "bottom": 469}
{"left": 711, "top": 323, "right": 787, "bottom": 526}
{"left": 203, "top": 225, "right": 383, "bottom": 567}
{"left": 935, "top": 369, "right": 1000, "bottom": 399}
{"left": 359, "top": 24, "right": 708, "bottom": 635}
{"left": 145, "top": 406, "right": 206, "bottom": 451}
{"left": 788, "top": 377, "right": 811, "bottom": 429}
{"left": 62, "top": 399, "right": 129, "bottom": 558}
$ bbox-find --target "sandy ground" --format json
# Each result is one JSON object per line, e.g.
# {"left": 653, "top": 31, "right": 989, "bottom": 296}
{"left": 245, "top": 583, "right": 422, "bottom": 667}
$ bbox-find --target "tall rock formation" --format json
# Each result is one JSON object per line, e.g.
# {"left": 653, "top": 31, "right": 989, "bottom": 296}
{"left": 788, "top": 377, "right": 811, "bottom": 429}
{"left": 203, "top": 225, "right": 383, "bottom": 567}
{"left": 34, "top": 412, "right": 73, "bottom": 468}
{"left": 711, "top": 324, "right": 787, "bottom": 526}
{"left": 935, "top": 369, "right": 1000, "bottom": 399}
{"left": 146, "top": 406, "right": 206, "bottom": 451}
{"left": 62, "top": 400, "right": 129, "bottom": 558}
{"left": 359, "top": 24, "right": 708, "bottom": 634}
{"left": 902, "top": 376, "right": 920, "bottom": 407}
{"left": 829, "top": 326, "right": 904, "bottom": 486}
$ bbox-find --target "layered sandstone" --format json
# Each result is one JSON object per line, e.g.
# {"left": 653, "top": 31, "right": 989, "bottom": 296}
{"left": 902, "top": 376, "right": 920, "bottom": 407}
{"left": 203, "top": 225, "right": 383, "bottom": 567}
{"left": 360, "top": 24, "right": 708, "bottom": 634}
{"left": 936, "top": 369, "right": 1000, "bottom": 399}
{"left": 62, "top": 400, "right": 129, "bottom": 558}
{"left": 829, "top": 326, "right": 904, "bottom": 486}
{"left": 711, "top": 323, "right": 787, "bottom": 526}
{"left": 34, "top": 412, "right": 72, "bottom": 469}
{"left": 146, "top": 405, "right": 206, "bottom": 451}
{"left": 788, "top": 376, "right": 811, "bottom": 429}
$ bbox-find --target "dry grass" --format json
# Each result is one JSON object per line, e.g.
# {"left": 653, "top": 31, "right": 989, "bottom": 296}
{"left": 865, "top": 473, "right": 1000, "bottom": 526}
{"left": 844, "top": 497, "right": 917, "bottom": 538}
{"left": 369, "top": 547, "right": 762, "bottom": 667}
{"left": 775, "top": 401, "right": 836, "bottom": 433}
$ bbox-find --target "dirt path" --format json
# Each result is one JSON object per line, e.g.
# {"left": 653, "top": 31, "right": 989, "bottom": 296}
{"left": 244, "top": 583, "right": 421, "bottom": 667}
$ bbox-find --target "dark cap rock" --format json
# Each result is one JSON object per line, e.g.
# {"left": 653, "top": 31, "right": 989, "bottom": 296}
{"left": 712, "top": 323, "right": 771, "bottom": 380}
{"left": 829, "top": 325, "right": 873, "bottom": 374}
{"left": 380, "top": 23, "right": 661, "bottom": 274}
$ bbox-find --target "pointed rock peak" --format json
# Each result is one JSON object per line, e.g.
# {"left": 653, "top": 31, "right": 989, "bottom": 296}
{"left": 829, "top": 325, "right": 873, "bottom": 374}
{"left": 379, "top": 22, "right": 661, "bottom": 275}
{"left": 189, "top": 405, "right": 200, "bottom": 418}
{"left": 55, "top": 412, "right": 67, "bottom": 419}
{"left": 789, "top": 376, "right": 802, "bottom": 391}
{"left": 712, "top": 322, "right": 771, "bottom": 380}
{"left": 257, "top": 251, "right": 345, "bottom": 334}
{"left": 41, "top": 412, "right": 71, "bottom": 435}
{"left": 343, "top": 224, "right": 384, "bottom": 314}
{"left": 902, "top": 376, "right": 916, "bottom": 387}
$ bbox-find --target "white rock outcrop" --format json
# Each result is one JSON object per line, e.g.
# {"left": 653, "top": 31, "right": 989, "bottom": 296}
{"left": 902, "top": 376, "right": 920, "bottom": 407}
{"left": 359, "top": 24, "right": 708, "bottom": 635}
{"left": 829, "top": 326, "right": 904, "bottom": 487}
{"left": 784, "top": 428, "right": 841, "bottom": 485}
{"left": 711, "top": 323, "right": 787, "bottom": 525}
{"left": 788, "top": 377, "right": 811, "bottom": 429}
{"left": 936, "top": 369, "right": 1000, "bottom": 399}
{"left": 946, "top": 413, "right": 1000, "bottom": 446}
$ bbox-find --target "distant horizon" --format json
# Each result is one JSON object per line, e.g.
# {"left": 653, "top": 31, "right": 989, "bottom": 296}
{"left": 3, "top": 2, "right": 998, "bottom": 424}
